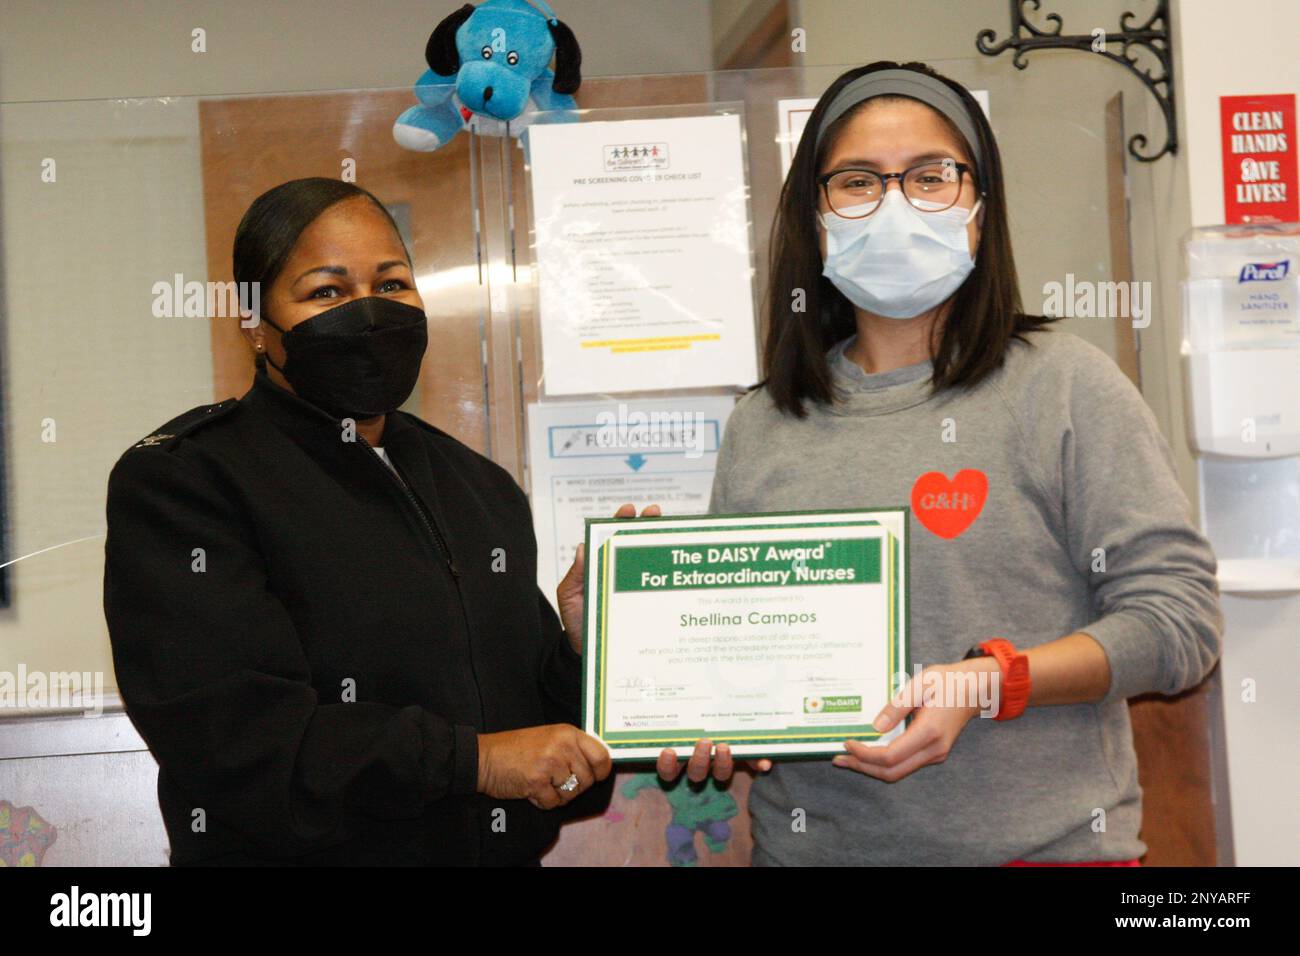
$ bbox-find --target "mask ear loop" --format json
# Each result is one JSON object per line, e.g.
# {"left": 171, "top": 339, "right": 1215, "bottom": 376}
{"left": 959, "top": 157, "right": 985, "bottom": 224}
{"left": 961, "top": 196, "right": 985, "bottom": 264}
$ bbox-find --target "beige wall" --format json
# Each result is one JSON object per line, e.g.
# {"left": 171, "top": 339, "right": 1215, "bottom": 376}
{"left": 783, "top": 0, "right": 1143, "bottom": 63}
{"left": 0, "top": 0, "right": 713, "bottom": 102}
{"left": 0, "top": 100, "right": 214, "bottom": 695}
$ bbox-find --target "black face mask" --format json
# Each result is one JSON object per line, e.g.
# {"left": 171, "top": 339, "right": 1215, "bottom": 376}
{"left": 262, "top": 296, "right": 428, "bottom": 420}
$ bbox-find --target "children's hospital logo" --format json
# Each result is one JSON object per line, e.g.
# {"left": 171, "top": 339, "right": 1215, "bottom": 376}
{"left": 603, "top": 142, "right": 670, "bottom": 171}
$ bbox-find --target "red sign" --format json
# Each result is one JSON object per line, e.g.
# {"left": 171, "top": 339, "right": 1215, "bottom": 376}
{"left": 1220, "top": 93, "right": 1298, "bottom": 224}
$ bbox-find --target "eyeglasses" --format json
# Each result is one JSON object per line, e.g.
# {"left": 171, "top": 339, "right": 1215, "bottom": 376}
{"left": 817, "top": 160, "right": 977, "bottom": 219}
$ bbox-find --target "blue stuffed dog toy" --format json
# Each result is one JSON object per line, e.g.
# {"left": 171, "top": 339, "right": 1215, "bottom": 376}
{"left": 393, "top": 0, "right": 581, "bottom": 151}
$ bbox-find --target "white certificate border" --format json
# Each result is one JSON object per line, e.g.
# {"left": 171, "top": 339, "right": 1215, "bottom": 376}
{"left": 581, "top": 509, "right": 909, "bottom": 760}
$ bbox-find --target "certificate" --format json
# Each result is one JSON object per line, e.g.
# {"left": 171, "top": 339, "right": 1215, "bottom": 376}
{"left": 582, "top": 509, "right": 909, "bottom": 760}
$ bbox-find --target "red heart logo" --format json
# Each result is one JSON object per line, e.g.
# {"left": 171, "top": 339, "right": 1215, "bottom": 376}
{"left": 911, "top": 469, "right": 988, "bottom": 539}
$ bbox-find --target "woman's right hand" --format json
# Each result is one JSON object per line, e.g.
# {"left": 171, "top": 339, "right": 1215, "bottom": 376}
{"left": 476, "top": 724, "right": 612, "bottom": 809}
{"left": 556, "top": 501, "right": 662, "bottom": 648}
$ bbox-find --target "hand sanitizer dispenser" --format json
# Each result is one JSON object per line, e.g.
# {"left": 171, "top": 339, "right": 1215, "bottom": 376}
{"left": 1182, "top": 223, "right": 1300, "bottom": 592}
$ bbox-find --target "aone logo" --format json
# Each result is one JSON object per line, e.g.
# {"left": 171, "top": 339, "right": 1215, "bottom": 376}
{"left": 1238, "top": 260, "right": 1290, "bottom": 282}
{"left": 603, "top": 143, "right": 669, "bottom": 171}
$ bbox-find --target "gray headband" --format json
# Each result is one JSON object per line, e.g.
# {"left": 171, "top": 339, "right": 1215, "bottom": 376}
{"left": 813, "top": 69, "right": 986, "bottom": 176}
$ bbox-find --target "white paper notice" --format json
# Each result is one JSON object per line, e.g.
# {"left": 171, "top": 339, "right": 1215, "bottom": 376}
{"left": 527, "top": 395, "right": 737, "bottom": 611}
{"left": 526, "top": 114, "right": 759, "bottom": 396}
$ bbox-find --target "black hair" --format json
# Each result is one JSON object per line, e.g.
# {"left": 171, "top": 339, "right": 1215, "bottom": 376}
{"left": 764, "top": 60, "right": 1055, "bottom": 417}
{"left": 547, "top": 18, "right": 582, "bottom": 94}
{"left": 425, "top": 2, "right": 581, "bottom": 92}
{"left": 232, "top": 177, "right": 410, "bottom": 368}
{"left": 426, "top": 3, "right": 474, "bottom": 75}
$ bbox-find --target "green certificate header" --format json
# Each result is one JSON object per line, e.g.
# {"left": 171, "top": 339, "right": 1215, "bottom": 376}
{"left": 612, "top": 537, "right": 881, "bottom": 591}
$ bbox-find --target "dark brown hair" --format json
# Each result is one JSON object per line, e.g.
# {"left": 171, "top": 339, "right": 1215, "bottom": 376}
{"left": 763, "top": 60, "right": 1054, "bottom": 417}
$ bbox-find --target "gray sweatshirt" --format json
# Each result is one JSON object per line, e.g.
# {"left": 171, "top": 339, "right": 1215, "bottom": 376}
{"left": 708, "top": 328, "right": 1223, "bottom": 865}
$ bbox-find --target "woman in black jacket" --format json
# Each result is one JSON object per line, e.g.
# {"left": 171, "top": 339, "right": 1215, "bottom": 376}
{"left": 103, "top": 177, "right": 626, "bottom": 865}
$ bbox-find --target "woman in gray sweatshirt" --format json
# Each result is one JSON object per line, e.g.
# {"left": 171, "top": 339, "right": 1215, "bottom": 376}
{"left": 656, "top": 61, "right": 1223, "bottom": 866}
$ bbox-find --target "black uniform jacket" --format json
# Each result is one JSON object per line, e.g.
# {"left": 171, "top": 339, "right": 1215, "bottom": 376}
{"left": 103, "top": 368, "right": 610, "bottom": 865}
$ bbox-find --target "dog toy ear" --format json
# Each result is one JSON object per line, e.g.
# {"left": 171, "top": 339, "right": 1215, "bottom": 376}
{"left": 548, "top": 18, "right": 582, "bottom": 95}
{"left": 426, "top": 3, "right": 475, "bottom": 76}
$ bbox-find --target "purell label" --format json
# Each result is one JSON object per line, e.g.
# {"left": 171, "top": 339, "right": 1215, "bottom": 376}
{"left": 1183, "top": 235, "right": 1300, "bottom": 350}
{"left": 1239, "top": 260, "right": 1291, "bottom": 282}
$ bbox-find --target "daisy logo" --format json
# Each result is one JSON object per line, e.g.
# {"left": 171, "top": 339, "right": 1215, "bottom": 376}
{"left": 804, "top": 695, "right": 862, "bottom": 714}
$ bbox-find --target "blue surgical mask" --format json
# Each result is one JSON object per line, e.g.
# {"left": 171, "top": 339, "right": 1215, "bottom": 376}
{"left": 821, "top": 189, "right": 981, "bottom": 319}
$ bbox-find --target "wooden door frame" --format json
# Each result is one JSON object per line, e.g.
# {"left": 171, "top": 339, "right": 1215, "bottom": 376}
{"left": 715, "top": 0, "right": 793, "bottom": 71}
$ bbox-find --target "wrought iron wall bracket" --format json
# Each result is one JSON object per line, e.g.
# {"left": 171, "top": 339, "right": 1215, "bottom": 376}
{"left": 976, "top": 0, "right": 1177, "bottom": 162}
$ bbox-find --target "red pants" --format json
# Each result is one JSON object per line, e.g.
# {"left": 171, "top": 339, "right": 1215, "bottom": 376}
{"left": 1004, "top": 859, "right": 1141, "bottom": 866}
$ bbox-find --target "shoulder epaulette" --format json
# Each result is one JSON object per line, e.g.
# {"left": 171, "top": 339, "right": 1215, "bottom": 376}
{"left": 128, "top": 398, "right": 240, "bottom": 452}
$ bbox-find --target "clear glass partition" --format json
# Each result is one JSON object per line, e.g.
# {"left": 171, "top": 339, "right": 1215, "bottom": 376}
{"left": 0, "top": 56, "right": 1169, "bottom": 867}
{"left": 0, "top": 57, "right": 1159, "bottom": 697}
{"left": 0, "top": 59, "right": 1159, "bottom": 699}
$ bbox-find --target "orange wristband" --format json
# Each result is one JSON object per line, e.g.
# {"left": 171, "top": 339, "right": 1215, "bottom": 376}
{"left": 978, "top": 638, "right": 1031, "bottom": 720}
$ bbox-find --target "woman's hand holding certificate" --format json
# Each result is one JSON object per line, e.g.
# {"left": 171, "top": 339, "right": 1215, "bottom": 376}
{"left": 557, "top": 502, "right": 662, "bottom": 654}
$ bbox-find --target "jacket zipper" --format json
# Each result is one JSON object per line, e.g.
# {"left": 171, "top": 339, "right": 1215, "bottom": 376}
{"left": 356, "top": 434, "right": 460, "bottom": 577}
{"left": 353, "top": 433, "right": 486, "bottom": 732}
